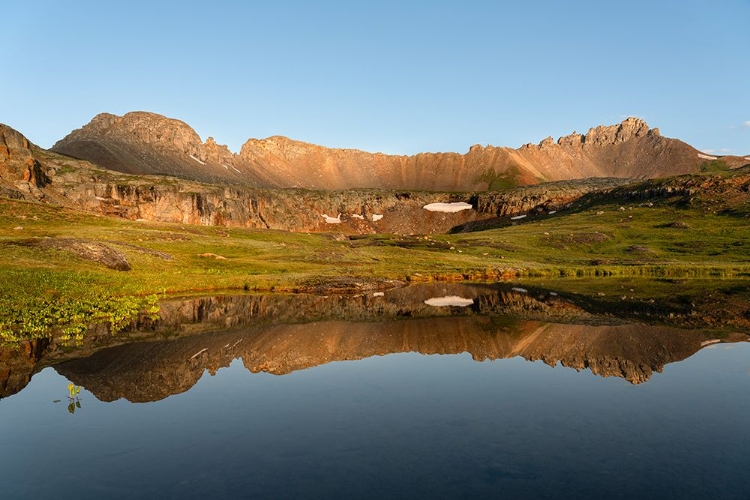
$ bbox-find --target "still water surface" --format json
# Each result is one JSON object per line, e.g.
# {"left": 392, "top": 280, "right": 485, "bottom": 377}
{"left": 1, "top": 285, "right": 749, "bottom": 499}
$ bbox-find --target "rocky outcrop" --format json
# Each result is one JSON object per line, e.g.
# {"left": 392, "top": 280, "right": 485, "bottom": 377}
{"left": 16, "top": 238, "right": 132, "bottom": 271}
{"left": 52, "top": 112, "right": 715, "bottom": 191}
{"left": 0, "top": 124, "right": 48, "bottom": 193}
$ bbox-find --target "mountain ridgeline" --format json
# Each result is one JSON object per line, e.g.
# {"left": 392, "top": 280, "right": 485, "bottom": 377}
{"left": 51, "top": 112, "right": 717, "bottom": 191}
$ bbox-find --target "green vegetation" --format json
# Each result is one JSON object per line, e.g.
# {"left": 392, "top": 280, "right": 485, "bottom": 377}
{"left": 476, "top": 165, "right": 531, "bottom": 190}
{"left": 1, "top": 178, "right": 749, "bottom": 343}
{"left": 700, "top": 159, "right": 730, "bottom": 173}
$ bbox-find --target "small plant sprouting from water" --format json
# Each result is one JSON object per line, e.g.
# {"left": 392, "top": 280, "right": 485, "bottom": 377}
{"left": 67, "top": 383, "right": 82, "bottom": 414}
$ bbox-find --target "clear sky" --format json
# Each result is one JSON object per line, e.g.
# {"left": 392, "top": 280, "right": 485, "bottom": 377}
{"left": 2, "top": 0, "right": 748, "bottom": 156}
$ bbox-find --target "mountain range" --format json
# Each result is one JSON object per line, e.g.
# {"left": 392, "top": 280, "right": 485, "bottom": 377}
{"left": 47, "top": 111, "right": 748, "bottom": 191}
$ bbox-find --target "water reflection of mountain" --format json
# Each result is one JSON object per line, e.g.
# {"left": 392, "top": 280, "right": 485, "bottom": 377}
{"left": 1, "top": 284, "right": 748, "bottom": 402}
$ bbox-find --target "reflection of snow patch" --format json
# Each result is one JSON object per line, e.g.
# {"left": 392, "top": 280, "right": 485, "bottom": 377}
{"left": 512, "top": 287, "right": 528, "bottom": 293}
{"left": 189, "top": 154, "right": 206, "bottom": 165}
{"left": 424, "top": 296, "right": 474, "bottom": 307}
{"left": 698, "top": 153, "right": 717, "bottom": 160}
{"left": 373, "top": 292, "right": 384, "bottom": 297}
{"left": 321, "top": 214, "right": 341, "bottom": 224}
{"left": 549, "top": 292, "right": 558, "bottom": 296}
{"left": 548, "top": 210, "right": 557, "bottom": 215}
{"left": 423, "top": 202, "right": 473, "bottom": 213}
{"left": 351, "top": 214, "right": 365, "bottom": 220}
{"left": 372, "top": 214, "right": 383, "bottom": 221}
{"left": 510, "top": 214, "right": 527, "bottom": 220}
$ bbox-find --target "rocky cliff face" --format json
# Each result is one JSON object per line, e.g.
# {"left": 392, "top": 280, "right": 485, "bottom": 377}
{"left": 0, "top": 124, "right": 48, "bottom": 199}
{"left": 52, "top": 112, "right": 714, "bottom": 191}
{"left": 53, "top": 173, "right": 631, "bottom": 234}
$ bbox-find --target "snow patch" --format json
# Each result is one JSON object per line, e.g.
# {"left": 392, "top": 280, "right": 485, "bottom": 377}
{"left": 189, "top": 154, "right": 206, "bottom": 165}
{"left": 698, "top": 153, "right": 717, "bottom": 160}
{"left": 424, "top": 296, "right": 474, "bottom": 307}
{"left": 231, "top": 165, "right": 241, "bottom": 173}
{"left": 512, "top": 287, "right": 528, "bottom": 293}
{"left": 373, "top": 292, "right": 385, "bottom": 297}
{"left": 372, "top": 214, "right": 383, "bottom": 221}
{"left": 700, "top": 339, "right": 721, "bottom": 347}
{"left": 510, "top": 214, "right": 527, "bottom": 220}
{"left": 423, "top": 202, "right": 473, "bottom": 213}
{"left": 221, "top": 164, "right": 230, "bottom": 169}
{"left": 321, "top": 214, "right": 342, "bottom": 224}
{"left": 548, "top": 210, "right": 557, "bottom": 215}
{"left": 351, "top": 214, "right": 365, "bottom": 220}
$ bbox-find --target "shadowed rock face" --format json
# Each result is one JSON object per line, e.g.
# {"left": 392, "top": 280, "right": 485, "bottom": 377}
{"left": 0, "top": 339, "right": 49, "bottom": 399}
{"left": 3, "top": 284, "right": 747, "bottom": 403}
{"left": 0, "top": 124, "right": 48, "bottom": 198}
{"left": 52, "top": 112, "right": 713, "bottom": 191}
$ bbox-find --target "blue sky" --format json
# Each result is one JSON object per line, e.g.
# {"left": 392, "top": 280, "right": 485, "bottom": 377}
{"left": 2, "top": 0, "right": 748, "bottom": 155}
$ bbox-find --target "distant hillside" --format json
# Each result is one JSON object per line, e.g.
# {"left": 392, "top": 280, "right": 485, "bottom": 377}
{"left": 50, "top": 112, "right": 739, "bottom": 191}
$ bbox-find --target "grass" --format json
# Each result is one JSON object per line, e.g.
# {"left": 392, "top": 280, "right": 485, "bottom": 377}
{"left": 1, "top": 182, "right": 749, "bottom": 342}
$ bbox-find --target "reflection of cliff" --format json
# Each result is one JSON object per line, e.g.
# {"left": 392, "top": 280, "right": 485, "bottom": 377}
{"left": 2, "top": 284, "right": 748, "bottom": 402}
{"left": 0, "top": 339, "right": 48, "bottom": 399}
{"left": 54, "top": 317, "right": 748, "bottom": 405}
{"left": 132, "top": 283, "right": 603, "bottom": 335}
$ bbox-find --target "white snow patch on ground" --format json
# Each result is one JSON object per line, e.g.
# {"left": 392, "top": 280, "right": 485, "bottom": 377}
{"left": 745, "top": 157, "right": 750, "bottom": 161}
{"left": 423, "top": 202, "right": 473, "bottom": 213}
{"left": 189, "top": 154, "right": 206, "bottom": 165}
{"left": 372, "top": 214, "right": 383, "bottom": 221}
{"left": 512, "top": 287, "right": 528, "bottom": 293}
{"left": 424, "top": 296, "right": 474, "bottom": 307}
{"left": 510, "top": 214, "right": 527, "bottom": 220}
{"left": 700, "top": 339, "right": 722, "bottom": 347}
{"left": 221, "top": 164, "right": 229, "bottom": 169}
{"left": 321, "top": 214, "right": 342, "bottom": 224}
{"left": 698, "top": 153, "right": 717, "bottom": 160}
{"left": 373, "top": 292, "right": 384, "bottom": 297}
{"left": 351, "top": 214, "right": 365, "bottom": 220}
{"left": 231, "top": 166, "right": 241, "bottom": 173}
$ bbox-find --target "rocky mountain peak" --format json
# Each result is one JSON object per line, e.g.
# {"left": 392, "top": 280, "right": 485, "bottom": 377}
{"left": 584, "top": 116, "right": 651, "bottom": 146}
{"left": 50, "top": 111, "right": 706, "bottom": 190}
{"left": 55, "top": 111, "right": 207, "bottom": 161}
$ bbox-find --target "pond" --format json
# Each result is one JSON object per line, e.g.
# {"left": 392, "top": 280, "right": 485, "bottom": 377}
{"left": 1, "top": 283, "right": 749, "bottom": 499}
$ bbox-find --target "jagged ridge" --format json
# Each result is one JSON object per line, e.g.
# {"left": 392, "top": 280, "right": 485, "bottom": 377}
{"left": 51, "top": 112, "right": 717, "bottom": 191}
